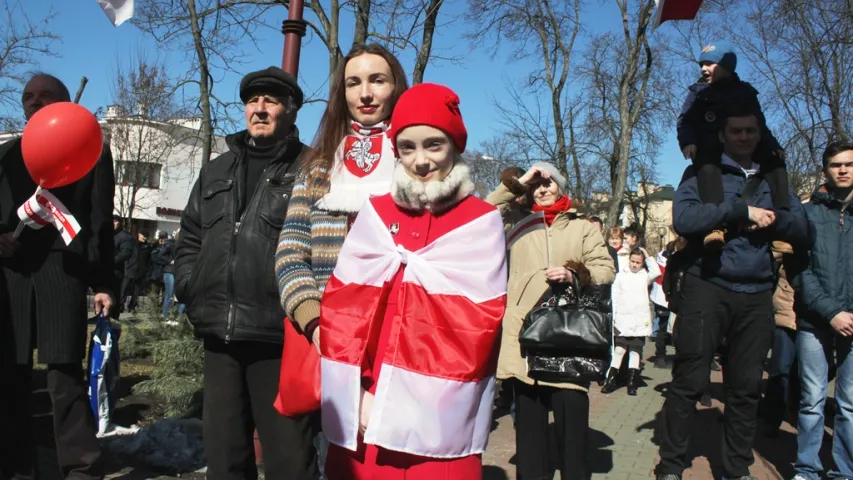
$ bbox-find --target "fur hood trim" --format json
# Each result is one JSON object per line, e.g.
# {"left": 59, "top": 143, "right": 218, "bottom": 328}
{"left": 391, "top": 160, "right": 475, "bottom": 214}
{"left": 564, "top": 260, "right": 592, "bottom": 288}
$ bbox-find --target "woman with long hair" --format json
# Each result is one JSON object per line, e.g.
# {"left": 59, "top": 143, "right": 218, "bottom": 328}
{"left": 319, "top": 82, "right": 507, "bottom": 480}
{"left": 276, "top": 43, "right": 408, "bottom": 349}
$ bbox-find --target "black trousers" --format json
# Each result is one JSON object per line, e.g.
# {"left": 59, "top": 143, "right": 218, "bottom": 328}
{"left": 655, "top": 307, "right": 671, "bottom": 358}
{"left": 693, "top": 141, "right": 789, "bottom": 210}
{"left": 656, "top": 274, "right": 774, "bottom": 477}
{"left": 0, "top": 362, "right": 103, "bottom": 480}
{"left": 514, "top": 381, "right": 589, "bottom": 480}
{"left": 761, "top": 327, "right": 800, "bottom": 429}
{"left": 120, "top": 277, "right": 138, "bottom": 311}
{"left": 203, "top": 338, "right": 319, "bottom": 480}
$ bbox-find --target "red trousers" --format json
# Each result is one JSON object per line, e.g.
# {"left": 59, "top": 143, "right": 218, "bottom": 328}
{"left": 325, "top": 441, "right": 482, "bottom": 480}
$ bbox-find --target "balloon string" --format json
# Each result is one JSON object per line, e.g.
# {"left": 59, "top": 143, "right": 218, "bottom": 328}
{"left": 13, "top": 186, "right": 43, "bottom": 240}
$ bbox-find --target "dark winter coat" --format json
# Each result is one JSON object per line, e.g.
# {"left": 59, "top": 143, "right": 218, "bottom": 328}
{"left": 792, "top": 187, "right": 853, "bottom": 331}
{"left": 150, "top": 239, "right": 175, "bottom": 279}
{"left": 114, "top": 228, "right": 134, "bottom": 280}
{"left": 0, "top": 137, "right": 115, "bottom": 365}
{"left": 175, "top": 129, "right": 304, "bottom": 344}
{"left": 677, "top": 75, "right": 782, "bottom": 152}
{"left": 123, "top": 239, "right": 140, "bottom": 280}
{"left": 672, "top": 156, "right": 809, "bottom": 293}
{"left": 136, "top": 241, "right": 153, "bottom": 280}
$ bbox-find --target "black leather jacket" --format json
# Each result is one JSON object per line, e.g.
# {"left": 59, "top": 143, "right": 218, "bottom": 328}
{"left": 175, "top": 130, "right": 303, "bottom": 343}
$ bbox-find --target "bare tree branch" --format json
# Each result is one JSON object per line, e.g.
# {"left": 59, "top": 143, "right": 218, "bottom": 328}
{"left": 0, "top": 1, "right": 59, "bottom": 131}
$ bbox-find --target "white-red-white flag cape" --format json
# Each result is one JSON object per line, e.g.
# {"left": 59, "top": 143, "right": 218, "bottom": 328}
{"left": 97, "top": 0, "right": 134, "bottom": 27}
{"left": 653, "top": 0, "right": 704, "bottom": 29}
{"left": 17, "top": 190, "right": 82, "bottom": 245}
{"left": 320, "top": 199, "right": 507, "bottom": 458}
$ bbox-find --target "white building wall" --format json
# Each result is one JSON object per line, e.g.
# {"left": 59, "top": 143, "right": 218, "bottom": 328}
{"left": 1, "top": 117, "right": 227, "bottom": 239}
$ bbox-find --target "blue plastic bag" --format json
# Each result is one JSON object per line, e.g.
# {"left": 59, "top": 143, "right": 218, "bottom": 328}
{"left": 87, "top": 313, "right": 121, "bottom": 436}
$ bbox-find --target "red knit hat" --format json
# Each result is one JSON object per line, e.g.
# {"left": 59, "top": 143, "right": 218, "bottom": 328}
{"left": 388, "top": 83, "right": 468, "bottom": 154}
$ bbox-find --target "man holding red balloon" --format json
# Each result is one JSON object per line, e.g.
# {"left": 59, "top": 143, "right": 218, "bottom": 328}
{"left": 0, "top": 73, "right": 116, "bottom": 480}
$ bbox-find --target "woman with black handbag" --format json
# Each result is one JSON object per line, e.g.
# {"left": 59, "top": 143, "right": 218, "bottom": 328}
{"left": 487, "top": 163, "right": 616, "bottom": 480}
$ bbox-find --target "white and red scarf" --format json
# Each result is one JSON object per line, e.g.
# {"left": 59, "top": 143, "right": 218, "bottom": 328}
{"left": 315, "top": 121, "right": 396, "bottom": 213}
{"left": 319, "top": 198, "right": 508, "bottom": 458}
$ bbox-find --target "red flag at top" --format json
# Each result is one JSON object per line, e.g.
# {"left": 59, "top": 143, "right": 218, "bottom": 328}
{"left": 653, "top": 0, "right": 704, "bottom": 29}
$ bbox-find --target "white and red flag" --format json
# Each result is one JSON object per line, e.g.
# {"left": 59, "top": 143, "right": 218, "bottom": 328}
{"left": 17, "top": 190, "right": 82, "bottom": 245}
{"left": 319, "top": 198, "right": 507, "bottom": 457}
{"left": 506, "top": 211, "right": 546, "bottom": 251}
{"left": 653, "top": 0, "right": 704, "bottom": 29}
{"left": 96, "top": 0, "right": 134, "bottom": 27}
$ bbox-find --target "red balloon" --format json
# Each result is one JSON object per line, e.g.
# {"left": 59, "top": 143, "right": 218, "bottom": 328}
{"left": 21, "top": 102, "right": 103, "bottom": 189}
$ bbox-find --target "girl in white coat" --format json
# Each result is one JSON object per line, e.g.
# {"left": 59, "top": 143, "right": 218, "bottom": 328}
{"left": 602, "top": 248, "right": 661, "bottom": 396}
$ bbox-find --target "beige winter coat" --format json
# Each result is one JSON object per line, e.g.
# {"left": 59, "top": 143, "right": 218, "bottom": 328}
{"left": 486, "top": 183, "right": 616, "bottom": 392}
{"left": 774, "top": 263, "right": 796, "bottom": 330}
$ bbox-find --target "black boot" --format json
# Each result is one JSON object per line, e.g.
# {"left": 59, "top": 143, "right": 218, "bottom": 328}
{"left": 627, "top": 368, "right": 640, "bottom": 396}
{"left": 601, "top": 368, "right": 619, "bottom": 394}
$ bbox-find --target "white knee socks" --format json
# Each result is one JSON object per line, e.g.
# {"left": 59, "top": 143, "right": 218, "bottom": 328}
{"left": 610, "top": 346, "right": 626, "bottom": 370}
{"left": 610, "top": 345, "right": 641, "bottom": 370}
{"left": 628, "top": 349, "right": 641, "bottom": 369}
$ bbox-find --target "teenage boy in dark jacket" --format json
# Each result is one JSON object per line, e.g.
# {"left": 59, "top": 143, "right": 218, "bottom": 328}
{"left": 678, "top": 41, "right": 790, "bottom": 253}
{"left": 789, "top": 141, "right": 853, "bottom": 480}
{"left": 655, "top": 105, "right": 809, "bottom": 480}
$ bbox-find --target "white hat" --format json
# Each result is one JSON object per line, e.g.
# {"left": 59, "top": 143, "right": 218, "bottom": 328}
{"left": 531, "top": 161, "right": 567, "bottom": 192}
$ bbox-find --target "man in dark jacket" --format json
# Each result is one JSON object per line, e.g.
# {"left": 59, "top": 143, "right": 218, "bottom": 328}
{"left": 175, "top": 67, "right": 317, "bottom": 479}
{"left": 655, "top": 106, "right": 809, "bottom": 480}
{"left": 114, "top": 216, "right": 134, "bottom": 311}
{"left": 0, "top": 73, "right": 114, "bottom": 480}
{"left": 128, "top": 233, "right": 152, "bottom": 312}
{"left": 148, "top": 231, "right": 168, "bottom": 293}
{"left": 789, "top": 141, "right": 853, "bottom": 480}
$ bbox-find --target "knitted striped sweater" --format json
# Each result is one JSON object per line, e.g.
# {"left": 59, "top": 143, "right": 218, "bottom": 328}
{"left": 276, "top": 168, "right": 350, "bottom": 331}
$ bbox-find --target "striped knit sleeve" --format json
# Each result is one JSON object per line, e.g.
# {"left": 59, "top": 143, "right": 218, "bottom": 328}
{"left": 276, "top": 173, "right": 323, "bottom": 332}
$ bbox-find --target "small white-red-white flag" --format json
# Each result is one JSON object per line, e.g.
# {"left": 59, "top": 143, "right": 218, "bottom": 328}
{"left": 97, "top": 0, "right": 134, "bottom": 27}
{"left": 506, "top": 211, "right": 546, "bottom": 251}
{"left": 17, "top": 190, "right": 82, "bottom": 245}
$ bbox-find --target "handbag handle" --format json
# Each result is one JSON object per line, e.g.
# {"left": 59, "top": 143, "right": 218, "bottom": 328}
{"left": 556, "top": 268, "right": 583, "bottom": 295}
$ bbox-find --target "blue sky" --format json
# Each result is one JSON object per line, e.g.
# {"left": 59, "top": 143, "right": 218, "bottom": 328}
{"left": 5, "top": 0, "right": 695, "bottom": 188}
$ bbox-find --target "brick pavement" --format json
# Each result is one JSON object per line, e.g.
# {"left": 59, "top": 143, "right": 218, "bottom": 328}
{"left": 37, "top": 342, "right": 831, "bottom": 479}
{"left": 483, "top": 342, "right": 815, "bottom": 480}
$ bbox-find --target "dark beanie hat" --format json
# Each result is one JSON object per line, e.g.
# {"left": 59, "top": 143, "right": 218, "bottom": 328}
{"left": 239, "top": 67, "right": 304, "bottom": 108}
{"left": 698, "top": 41, "right": 737, "bottom": 72}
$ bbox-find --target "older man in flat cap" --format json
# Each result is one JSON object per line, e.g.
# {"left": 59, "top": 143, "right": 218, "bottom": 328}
{"left": 175, "top": 67, "right": 318, "bottom": 479}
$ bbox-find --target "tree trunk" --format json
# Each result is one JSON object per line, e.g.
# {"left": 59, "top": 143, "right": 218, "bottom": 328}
{"left": 328, "top": 0, "right": 342, "bottom": 87}
{"left": 187, "top": 0, "right": 212, "bottom": 164}
{"left": 412, "top": 0, "right": 443, "bottom": 85}
{"left": 551, "top": 88, "right": 570, "bottom": 185}
{"left": 567, "top": 104, "right": 583, "bottom": 200}
{"left": 353, "top": 0, "right": 370, "bottom": 45}
{"left": 606, "top": 0, "right": 654, "bottom": 226}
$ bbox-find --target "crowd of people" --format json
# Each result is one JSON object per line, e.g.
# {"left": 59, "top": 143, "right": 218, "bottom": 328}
{"left": 0, "top": 38, "right": 851, "bottom": 480}
{"left": 112, "top": 221, "right": 184, "bottom": 320}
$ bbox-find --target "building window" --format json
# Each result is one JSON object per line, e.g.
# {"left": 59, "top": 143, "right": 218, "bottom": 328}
{"left": 116, "top": 161, "right": 162, "bottom": 189}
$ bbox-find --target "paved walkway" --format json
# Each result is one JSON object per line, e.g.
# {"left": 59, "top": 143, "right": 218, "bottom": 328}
{"left": 33, "top": 343, "right": 831, "bottom": 479}
{"left": 483, "top": 342, "right": 821, "bottom": 480}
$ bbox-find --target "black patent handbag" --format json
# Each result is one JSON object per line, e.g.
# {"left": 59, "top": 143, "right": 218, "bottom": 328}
{"left": 519, "top": 276, "right": 612, "bottom": 382}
